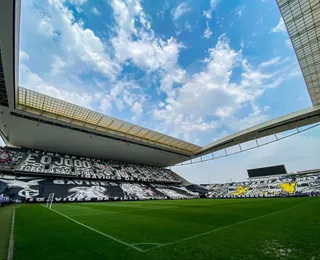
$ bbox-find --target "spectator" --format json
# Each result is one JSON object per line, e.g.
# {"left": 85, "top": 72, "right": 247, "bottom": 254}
{"left": 0, "top": 193, "right": 4, "bottom": 207}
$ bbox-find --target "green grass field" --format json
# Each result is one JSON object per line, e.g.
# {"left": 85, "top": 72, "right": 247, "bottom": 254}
{"left": 2, "top": 197, "right": 320, "bottom": 260}
{"left": 0, "top": 205, "right": 15, "bottom": 260}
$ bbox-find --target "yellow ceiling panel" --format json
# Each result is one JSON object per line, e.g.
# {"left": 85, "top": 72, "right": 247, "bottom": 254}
{"left": 16, "top": 87, "right": 202, "bottom": 155}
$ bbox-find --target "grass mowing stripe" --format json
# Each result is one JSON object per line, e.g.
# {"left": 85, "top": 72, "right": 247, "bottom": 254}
{"left": 7, "top": 208, "right": 15, "bottom": 260}
{"left": 64, "top": 206, "right": 179, "bottom": 217}
{"left": 42, "top": 205, "right": 144, "bottom": 252}
{"left": 145, "top": 199, "right": 314, "bottom": 252}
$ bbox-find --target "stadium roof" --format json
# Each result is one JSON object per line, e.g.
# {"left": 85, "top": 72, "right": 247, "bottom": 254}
{"left": 196, "top": 105, "right": 320, "bottom": 157}
{"left": 16, "top": 87, "right": 201, "bottom": 155}
{"left": 0, "top": 0, "right": 320, "bottom": 166}
{"left": 277, "top": 0, "right": 320, "bottom": 106}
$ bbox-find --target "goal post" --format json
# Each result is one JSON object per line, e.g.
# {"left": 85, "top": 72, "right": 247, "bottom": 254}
{"left": 46, "top": 193, "right": 55, "bottom": 209}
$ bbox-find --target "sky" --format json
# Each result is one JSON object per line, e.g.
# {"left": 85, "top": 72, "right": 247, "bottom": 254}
{"left": 12, "top": 0, "right": 320, "bottom": 183}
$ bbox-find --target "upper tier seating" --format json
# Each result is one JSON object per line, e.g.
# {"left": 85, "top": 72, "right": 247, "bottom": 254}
{"left": 0, "top": 147, "right": 181, "bottom": 183}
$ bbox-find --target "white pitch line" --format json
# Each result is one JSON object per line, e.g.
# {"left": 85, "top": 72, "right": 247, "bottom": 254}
{"left": 42, "top": 205, "right": 144, "bottom": 252}
{"left": 131, "top": 243, "right": 164, "bottom": 246}
{"left": 7, "top": 208, "right": 16, "bottom": 260}
{"left": 145, "top": 199, "right": 315, "bottom": 252}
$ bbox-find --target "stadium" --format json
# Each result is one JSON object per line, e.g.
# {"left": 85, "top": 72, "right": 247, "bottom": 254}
{"left": 0, "top": 0, "right": 320, "bottom": 260}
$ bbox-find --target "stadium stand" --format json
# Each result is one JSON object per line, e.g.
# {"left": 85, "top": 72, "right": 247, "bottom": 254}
{"left": 0, "top": 147, "right": 199, "bottom": 202}
{"left": 0, "top": 147, "right": 181, "bottom": 183}
{"left": 1, "top": 146, "right": 319, "bottom": 203}
{"left": 204, "top": 173, "right": 320, "bottom": 198}
{"left": 0, "top": 175, "right": 198, "bottom": 202}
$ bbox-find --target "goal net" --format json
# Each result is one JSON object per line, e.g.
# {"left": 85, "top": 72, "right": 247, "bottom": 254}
{"left": 46, "top": 193, "right": 55, "bottom": 209}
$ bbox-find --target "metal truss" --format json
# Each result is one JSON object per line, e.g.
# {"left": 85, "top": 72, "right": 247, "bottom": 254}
{"left": 277, "top": 0, "right": 320, "bottom": 106}
{"left": 174, "top": 122, "right": 320, "bottom": 166}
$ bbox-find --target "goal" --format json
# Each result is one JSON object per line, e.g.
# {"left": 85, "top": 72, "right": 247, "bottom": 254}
{"left": 46, "top": 193, "right": 55, "bottom": 209}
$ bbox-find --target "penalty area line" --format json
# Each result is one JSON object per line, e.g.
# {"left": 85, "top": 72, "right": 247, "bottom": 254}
{"left": 41, "top": 205, "right": 144, "bottom": 252}
{"left": 145, "top": 199, "right": 315, "bottom": 252}
{"left": 131, "top": 242, "right": 164, "bottom": 246}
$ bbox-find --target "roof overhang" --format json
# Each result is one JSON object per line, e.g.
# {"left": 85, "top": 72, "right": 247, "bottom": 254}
{"left": 16, "top": 87, "right": 201, "bottom": 155}
{"left": 196, "top": 106, "right": 320, "bottom": 157}
{"left": 0, "top": 105, "right": 193, "bottom": 167}
{"left": 277, "top": 0, "right": 320, "bottom": 106}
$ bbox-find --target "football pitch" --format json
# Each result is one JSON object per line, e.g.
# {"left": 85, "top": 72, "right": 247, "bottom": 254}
{"left": 1, "top": 198, "right": 320, "bottom": 260}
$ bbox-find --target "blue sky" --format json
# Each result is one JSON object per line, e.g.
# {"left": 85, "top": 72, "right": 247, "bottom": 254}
{"left": 15, "top": 0, "right": 320, "bottom": 183}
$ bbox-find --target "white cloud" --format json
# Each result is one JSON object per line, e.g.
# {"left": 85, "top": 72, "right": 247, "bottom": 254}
{"left": 236, "top": 5, "right": 245, "bottom": 17}
{"left": 131, "top": 102, "right": 143, "bottom": 117}
{"left": 241, "top": 60, "right": 272, "bottom": 88}
{"left": 152, "top": 35, "right": 300, "bottom": 142}
{"left": 184, "top": 21, "right": 192, "bottom": 32}
{"left": 153, "top": 35, "right": 242, "bottom": 138}
{"left": 285, "top": 39, "right": 293, "bottom": 48}
{"left": 91, "top": 6, "right": 101, "bottom": 16}
{"left": 38, "top": 16, "right": 56, "bottom": 37}
{"left": 263, "top": 105, "right": 270, "bottom": 112}
{"left": 20, "top": 0, "right": 177, "bottom": 123}
{"left": 271, "top": 17, "right": 286, "bottom": 33}
{"left": 20, "top": 51, "right": 29, "bottom": 63}
{"left": 215, "top": 106, "right": 234, "bottom": 118}
{"left": 160, "top": 68, "right": 186, "bottom": 98}
{"left": 97, "top": 80, "right": 148, "bottom": 119}
{"left": 51, "top": 56, "right": 67, "bottom": 74}
{"left": 75, "top": 6, "right": 82, "bottom": 13}
{"left": 203, "top": 0, "right": 220, "bottom": 19}
{"left": 99, "top": 95, "right": 112, "bottom": 112}
{"left": 19, "top": 64, "right": 95, "bottom": 109}
{"left": 110, "top": 0, "right": 186, "bottom": 101}
{"left": 171, "top": 2, "right": 191, "bottom": 21}
{"left": 203, "top": 26, "right": 213, "bottom": 39}
{"left": 111, "top": 0, "right": 183, "bottom": 72}
{"left": 67, "top": 0, "right": 87, "bottom": 5}
{"left": 259, "top": 57, "right": 280, "bottom": 68}
{"left": 25, "top": 0, "right": 120, "bottom": 79}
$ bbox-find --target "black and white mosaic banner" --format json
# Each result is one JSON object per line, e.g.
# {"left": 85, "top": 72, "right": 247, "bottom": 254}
{"left": 0, "top": 148, "right": 26, "bottom": 169}
{"left": 0, "top": 148, "right": 180, "bottom": 183}
{"left": 0, "top": 175, "right": 196, "bottom": 202}
{"left": 206, "top": 175, "right": 320, "bottom": 198}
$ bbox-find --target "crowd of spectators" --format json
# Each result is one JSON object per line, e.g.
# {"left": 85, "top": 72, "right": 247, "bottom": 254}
{"left": 0, "top": 193, "right": 21, "bottom": 207}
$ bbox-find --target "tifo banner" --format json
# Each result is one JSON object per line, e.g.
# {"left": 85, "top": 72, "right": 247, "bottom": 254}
{"left": 206, "top": 175, "right": 320, "bottom": 198}
{"left": 0, "top": 148, "right": 26, "bottom": 170}
{"left": 0, "top": 175, "right": 196, "bottom": 202}
{"left": 0, "top": 147, "right": 180, "bottom": 183}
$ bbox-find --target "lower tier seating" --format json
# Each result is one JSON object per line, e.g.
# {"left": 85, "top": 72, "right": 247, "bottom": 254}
{"left": 205, "top": 173, "right": 320, "bottom": 198}
{"left": 0, "top": 174, "right": 199, "bottom": 202}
